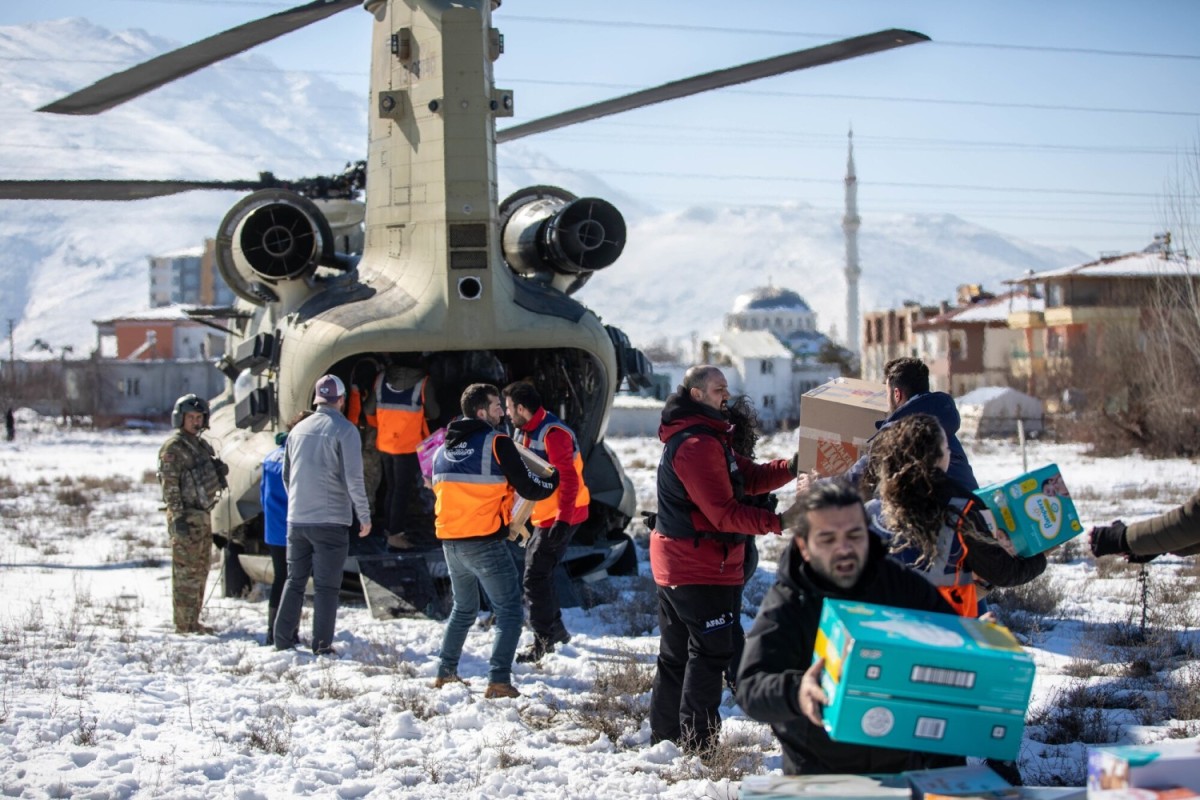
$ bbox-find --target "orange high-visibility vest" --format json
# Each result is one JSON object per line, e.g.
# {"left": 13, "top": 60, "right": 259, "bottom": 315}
{"left": 432, "top": 427, "right": 514, "bottom": 539}
{"left": 374, "top": 375, "right": 430, "bottom": 455}
{"left": 346, "top": 386, "right": 363, "bottom": 426}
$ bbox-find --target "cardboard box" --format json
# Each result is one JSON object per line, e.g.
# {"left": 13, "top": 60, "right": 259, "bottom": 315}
{"left": 738, "top": 774, "right": 910, "bottom": 799}
{"left": 797, "top": 378, "right": 889, "bottom": 475}
{"left": 906, "top": 764, "right": 1016, "bottom": 799}
{"left": 813, "top": 599, "right": 1036, "bottom": 761}
{"left": 973, "top": 463, "right": 1084, "bottom": 557}
{"left": 1089, "top": 790, "right": 1199, "bottom": 800}
{"left": 1087, "top": 740, "right": 1200, "bottom": 796}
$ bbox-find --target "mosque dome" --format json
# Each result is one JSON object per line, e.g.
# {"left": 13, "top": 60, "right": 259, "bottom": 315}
{"left": 730, "top": 286, "right": 811, "bottom": 314}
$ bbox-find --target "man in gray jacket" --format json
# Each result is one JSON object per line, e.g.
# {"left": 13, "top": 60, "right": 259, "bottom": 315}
{"left": 274, "top": 374, "right": 372, "bottom": 655}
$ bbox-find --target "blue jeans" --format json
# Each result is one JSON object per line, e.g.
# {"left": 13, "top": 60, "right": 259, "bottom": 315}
{"left": 274, "top": 523, "right": 349, "bottom": 653}
{"left": 438, "top": 537, "right": 524, "bottom": 684}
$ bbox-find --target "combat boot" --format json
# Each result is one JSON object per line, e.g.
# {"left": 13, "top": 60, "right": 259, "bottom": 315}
{"left": 484, "top": 682, "right": 520, "bottom": 699}
{"left": 431, "top": 674, "right": 466, "bottom": 689}
{"left": 516, "top": 629, "right": 571, "bottom": 663}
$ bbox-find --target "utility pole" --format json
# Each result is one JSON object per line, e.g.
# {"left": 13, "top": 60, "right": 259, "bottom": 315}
{"left": 5, "top": 319, "right": 12, "bottom": 393}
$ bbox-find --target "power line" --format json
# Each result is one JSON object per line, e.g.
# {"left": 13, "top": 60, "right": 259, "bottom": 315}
{"left": 513, "top": 163, "right": 1197, "bottom": 200}
{"left": 502, "top": 15, "right": 1200, "bottom": 62}
{"left": 506, "top": 77, "right": 1200, "bottom": 119}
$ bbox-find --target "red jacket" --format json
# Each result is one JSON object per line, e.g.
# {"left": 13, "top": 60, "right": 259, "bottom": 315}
{"left": 514, "top": 407, "right": 589, "bottom": 526}
{"left": 650, "top": 399, "right": 793, "bottom": 587}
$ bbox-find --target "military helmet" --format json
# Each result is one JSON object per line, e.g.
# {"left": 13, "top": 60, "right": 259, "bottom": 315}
{"left": 172, "top": 394, "right": 210, "bottom": 429}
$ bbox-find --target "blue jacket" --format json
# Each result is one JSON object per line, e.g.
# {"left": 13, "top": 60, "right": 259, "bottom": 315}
{"left": 845, "top": 391, "right": 978, "bottom": 490}
{"left": 260, "top": 445, "right": 288, "bottom": 547}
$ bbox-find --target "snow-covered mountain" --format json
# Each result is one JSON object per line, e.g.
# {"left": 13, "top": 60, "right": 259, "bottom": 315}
{"left": 590, "top": 205, "right": 1085, "bottom": 349}
{"left": 0, "top": 19, "right": 1087, "bottom": 357}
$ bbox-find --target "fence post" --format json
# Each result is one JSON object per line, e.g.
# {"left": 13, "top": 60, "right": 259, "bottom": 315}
{"left": 1017, "top": 418, "right": 1028, "bottom": 472}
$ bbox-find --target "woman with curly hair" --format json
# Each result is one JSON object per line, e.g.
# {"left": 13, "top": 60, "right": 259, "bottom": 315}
{"left": 724, "top": 394, "right": 779, "bottom": 689}
{"left": 861, "top": 413, "right": 1046, "bottom": 617}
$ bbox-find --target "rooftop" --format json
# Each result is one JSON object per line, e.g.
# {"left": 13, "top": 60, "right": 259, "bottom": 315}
{"left": 730, "top": 285, "right": 811, "bottom": 314}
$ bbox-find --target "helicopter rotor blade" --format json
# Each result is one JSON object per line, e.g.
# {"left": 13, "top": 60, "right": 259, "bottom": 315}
{"left": 38, "top": 0, "right": 360, "bottom": 116}
{"left": 497, "top": 28, "right": 929, "bottom": 144}
{"left": 0, "top": 179, "right": 268, "bottom": 201}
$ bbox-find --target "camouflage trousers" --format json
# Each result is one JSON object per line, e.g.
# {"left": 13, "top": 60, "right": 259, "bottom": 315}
{"left": 169, "top": 509, "right": 212, "bottom": 632}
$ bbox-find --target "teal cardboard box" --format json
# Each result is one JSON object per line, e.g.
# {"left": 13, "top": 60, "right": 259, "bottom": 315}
{"left": 973, "top": 463, "right": 1083, "bottom": 557}
{"left": 814, "top": 600, "right": 1035, "bottom": 761}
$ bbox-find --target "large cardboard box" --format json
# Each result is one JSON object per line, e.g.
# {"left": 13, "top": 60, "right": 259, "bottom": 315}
{"left": 813, "top": 599, "right": 1036, "bottom": 761}
{"left": 906, "top": 764, "right": 1016, "bottom": 799}
{"left": 797, "top": 378, "right": 889, "bottom": 475}
{"left": 1087, "top": 740, "right": 1200, "bottom": 797}
{"left": 738, "top": 774, "right": 910, "bottom": 799}
{"left": 973, "top": 463, "right": 1084, "bottom": 557}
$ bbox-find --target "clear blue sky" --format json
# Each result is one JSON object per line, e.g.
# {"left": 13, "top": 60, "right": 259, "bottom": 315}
{"left": 4, "top": 0, "right": 1200, "bottom": 257}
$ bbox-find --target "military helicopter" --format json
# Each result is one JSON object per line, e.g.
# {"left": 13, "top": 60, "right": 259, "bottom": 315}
{"left": 0, "top": 0, "right": 927, "bottom": 617}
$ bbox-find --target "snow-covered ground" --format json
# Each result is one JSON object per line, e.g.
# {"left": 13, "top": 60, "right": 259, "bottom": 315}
{"left": 1, "top": 422, "right": 1197, "bottom": 798}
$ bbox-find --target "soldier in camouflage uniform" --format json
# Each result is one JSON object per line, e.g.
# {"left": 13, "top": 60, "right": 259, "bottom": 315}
{"left": 157, "top": 394, "right": 226, "bottom": 635}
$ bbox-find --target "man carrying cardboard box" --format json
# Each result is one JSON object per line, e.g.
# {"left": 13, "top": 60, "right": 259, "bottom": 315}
{"left": 836, "top": 358, "right": 978, "bottom": 491}
{"left": 735, "top": 479, "right": 964, "bottom": 775}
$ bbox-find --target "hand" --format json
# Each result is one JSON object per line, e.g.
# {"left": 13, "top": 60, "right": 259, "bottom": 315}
{"left": 640, "top": 510, "right": 658, "bottom": 532}
{"left": 549, "top": 521, "right": 571, "bottom": 538}
{"left": 1088, "top": 521, "right": 1128, "bottom": 558}
{"left": 978, "top": 611, "right": 998, "bottom": 624}
{"left": 993, "top": 529, "right": 1018, "bottom": 557}
{"left": 794, "top": 470, "right": 818, "bottom": 496}
{"left": 787, "top": 452, "right": 799, "bottom": 477}
{"left": 778, "top": 500, "right": 803, "bottom": 532}
{"left": 798, "top": 658, "right": 829, "bottom": 727}
{"left": 358, "top": 522, "right": 372, "bottom": 539}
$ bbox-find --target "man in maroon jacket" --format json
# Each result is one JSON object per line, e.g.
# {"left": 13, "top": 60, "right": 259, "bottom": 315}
{"left": 648, "top": 365, "right": 797, "bottom": 756}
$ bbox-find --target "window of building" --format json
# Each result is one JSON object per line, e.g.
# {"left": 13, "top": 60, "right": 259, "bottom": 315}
{"left": 760, "top": 359, "right": 774, "bottom": 375}
{"left": 120, "top": 378, "right": 140, "bottom": 397}
{"left": 763, "top": 395, "right": 775, "bottom": 408}
{"left": 949, "top": 331, "right": 966, "bottom": 361}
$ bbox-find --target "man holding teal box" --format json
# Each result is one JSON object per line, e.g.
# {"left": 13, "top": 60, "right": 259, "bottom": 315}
{"left": 736, "top": 480, "right": 963, "bottom": 775}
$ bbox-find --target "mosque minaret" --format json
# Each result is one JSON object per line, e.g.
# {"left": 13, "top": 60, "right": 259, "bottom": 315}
{"left": 842, "top": 127, "right": 862, "bottom": 355}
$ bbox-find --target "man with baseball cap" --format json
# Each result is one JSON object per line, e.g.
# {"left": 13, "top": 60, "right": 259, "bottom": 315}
{"left": 274, "top": 374, "right": 372, "bottom": 655}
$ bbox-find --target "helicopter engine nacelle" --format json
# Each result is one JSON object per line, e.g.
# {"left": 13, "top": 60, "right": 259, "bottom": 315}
{"left": 500, "top": 186, "right": 626, "bottom": 295}
{"left": 215, "top": 189, "right": 338, "bottom": 306}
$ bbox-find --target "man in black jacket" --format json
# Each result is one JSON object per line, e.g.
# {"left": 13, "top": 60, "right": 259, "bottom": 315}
{"left": 735, "top": 480, "right": 963, "bottom": 775}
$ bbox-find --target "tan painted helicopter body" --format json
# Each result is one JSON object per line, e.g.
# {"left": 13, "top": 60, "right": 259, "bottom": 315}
{"left": 211, "top": 1, "right": 630, "bottom": 555}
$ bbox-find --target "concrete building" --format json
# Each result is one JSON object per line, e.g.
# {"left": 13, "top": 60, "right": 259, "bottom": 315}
{"left": 712, "top": 330, "right": 798, "bottom": 428}
{"left": 914, "top": 289, "right": 1043, "bottom": 395}
{"left": 94, "top": 306, "right": 226, "bottom": 361}
{"left": 1006, "top": 239, "right": 1200, "bottom": 395}
{"left": 149, "top": 240, "right": 235, "bottom": 308}
{"left": 860, "top": 302, "right": 941, "bottom": 383}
